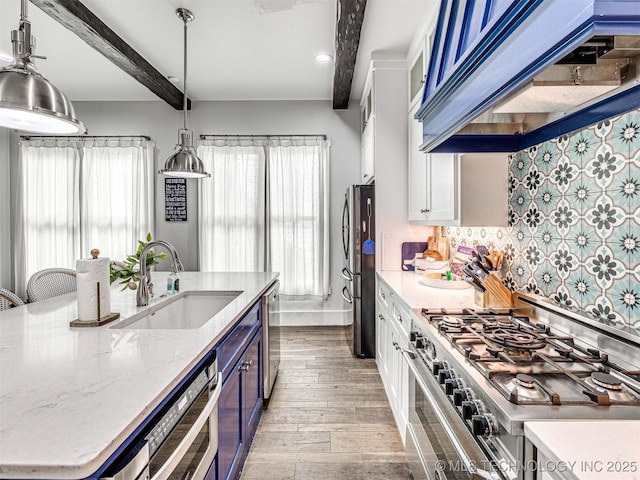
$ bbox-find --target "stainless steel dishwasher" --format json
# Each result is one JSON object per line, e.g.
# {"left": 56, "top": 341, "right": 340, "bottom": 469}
{"left": 262, "top": 280, "right": 280, "bottom": 402}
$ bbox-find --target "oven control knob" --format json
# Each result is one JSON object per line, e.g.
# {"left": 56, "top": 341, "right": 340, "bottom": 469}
{"left": 432, "top": 361, "right": 447, "bottom": 376}
{"left": 471, "top": 414, "right": 498, "bottom": 437}
{"left": 453, "top": 388, "right": 470, "bottom": 406}
{"left": 415, "top": 337, "right": 426, "bottom": 349}
{"left": 438, "top": 369, "right": 453, "bottom": 384}
{"left": 461, "top": 400, "right": 479, "bottom": 420}
{"left": 410, "top": 331, "right": 420, "bottom": 342}
{"left": 444, "top": 378, "right": 462, "bottom": 395}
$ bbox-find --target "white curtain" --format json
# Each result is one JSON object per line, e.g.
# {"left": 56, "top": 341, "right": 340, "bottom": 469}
{"left": 197, "top": 138, "right": 266, "bottom": 272}
{"left": 15, "top": 138, "right": 155, "bottom": 296}
{"left": 81, "top": 139, "right": 155, "bottom": 260}
{"left": 197, "top": 135, "right": 330, "bottom": 299}
{"left": 15, "top": 140, "right": 81, "bottom": 296}
{"left": 268, "top": 137, "right": 329, "bottom": 298}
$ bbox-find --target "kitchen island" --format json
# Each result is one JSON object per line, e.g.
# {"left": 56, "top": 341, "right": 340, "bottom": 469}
{"left": 0, "top": 272, "right": 278, "bottom": 479}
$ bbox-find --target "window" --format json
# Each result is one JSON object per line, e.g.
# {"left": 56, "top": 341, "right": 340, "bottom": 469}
{"left": 15, "top": 138, "right": 155, "bottom": 294}
{"left": 197, "top": 136, "right": 329, "bottom": 299}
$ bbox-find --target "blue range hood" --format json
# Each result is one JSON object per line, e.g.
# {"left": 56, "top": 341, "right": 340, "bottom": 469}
{"left": 416, "top": 0, "right": 640, "bottom": 153}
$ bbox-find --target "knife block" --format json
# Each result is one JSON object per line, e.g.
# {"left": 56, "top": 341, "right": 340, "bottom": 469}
{"left": 474, "top": 289, "right": 508, "bottom": 308}
{"left": 474, "top": 272, "right": 514, "bottom": 308}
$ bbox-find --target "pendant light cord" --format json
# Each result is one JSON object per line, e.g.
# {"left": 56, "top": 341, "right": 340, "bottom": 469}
{"left": 182, "top": 16, "right": 188, "bottom": 130}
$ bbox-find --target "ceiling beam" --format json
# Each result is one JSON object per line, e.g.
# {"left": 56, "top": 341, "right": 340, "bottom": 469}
{"left": 30, "top": 0, "right": 190, "bottom": 110}
{"left": 332, "top": 0, "right": 367, "bottom": 110}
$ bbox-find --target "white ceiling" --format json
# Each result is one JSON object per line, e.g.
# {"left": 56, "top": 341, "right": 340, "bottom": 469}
{"left": 0, "top": 0, "right": 432, "bottom": 104}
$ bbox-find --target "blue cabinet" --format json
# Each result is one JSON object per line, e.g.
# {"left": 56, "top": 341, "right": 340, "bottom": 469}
{"left": 417, "top": 0, "right": 640, "bottom": 152}
{"left": 217, "top": 302, "right": 263, "bottom": 480}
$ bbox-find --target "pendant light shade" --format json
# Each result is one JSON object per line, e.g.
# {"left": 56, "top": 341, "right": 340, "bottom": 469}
{"left": 0, "top": 0, "right": 85, "bottom": 134}
{"left": 160, "top": 8, "right": 210, "bottom": 179}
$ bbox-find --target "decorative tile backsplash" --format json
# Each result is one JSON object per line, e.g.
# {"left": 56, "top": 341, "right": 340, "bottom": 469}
{"left": 445, "top": 108, "right": 640, "bottom": 332}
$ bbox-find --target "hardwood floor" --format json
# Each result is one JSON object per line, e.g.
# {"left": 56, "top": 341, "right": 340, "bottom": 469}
{"left": 239, "top": 326, "right": 413, "bottom": 480}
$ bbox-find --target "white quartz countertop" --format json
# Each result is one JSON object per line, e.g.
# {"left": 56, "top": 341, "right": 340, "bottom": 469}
{"left": 377, "top": 270, "right": 476, "bottom": 310}
{"left": 525, "top": 421, "right": 640, "bottom": 480}
{"left": 0, "top": 272, "right": 278, "bottom": 479}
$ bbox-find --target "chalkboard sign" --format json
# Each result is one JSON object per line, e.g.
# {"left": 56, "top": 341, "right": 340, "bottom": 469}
{"left": 165, "top": 178, "right": 187, "bottom": 222}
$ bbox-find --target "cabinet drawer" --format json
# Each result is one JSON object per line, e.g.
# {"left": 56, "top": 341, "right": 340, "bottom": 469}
{"left": 218, "top": 301, "right": 261, "bottom": 384}
{"left": 392, "top": 300, "right": 412, "bottom": 339}
{"left": 377, "top": 282, "right": 393, "bottom": 313}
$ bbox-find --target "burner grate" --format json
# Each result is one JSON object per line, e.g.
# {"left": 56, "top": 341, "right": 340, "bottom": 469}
{"left": 420, "top": 307, "right": 640, "bottom": 406}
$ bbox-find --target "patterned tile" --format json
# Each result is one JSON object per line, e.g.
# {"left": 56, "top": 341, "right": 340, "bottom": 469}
{"left": 534, "top": 228, "right": 559, "bottom": 257}
{"left": 611, "top": 274, "right": 639, "bottom": 325}
{"left": 536, "top": 260, "right": 560, "bottom": 297}
{"left": 446, "top": 109, "right": 640, "bottom": 330}
{"left": 549, "top": 154, "right": 579, "bottom": 195}
{"left": 568, "top": 127, "right": 599, "bottom": 168}
{"left": 611, "top": 219, "right": 635, "bottom": 271}
{"left": 512, "top": 151, "right": 531, "bottom": 182}
{"left": 584, "top": 244, "right": 626, "bottom": 291}
{"left": 537, "top": 143, "right": 559, "bottom": 176}
{"left": 584, "top": 192, "right": 625, "bottom": 241}
{"left": 566, "top": 267, "right": 598, "bottom": 311}
{"left": 548, "top": 241, "right": 579, "bottom": 281}
{"left": 608, "top": 109, "right": 640, "bottom": 157}
{"left": 549, "top": 198, "right": 580, "bottom": 239}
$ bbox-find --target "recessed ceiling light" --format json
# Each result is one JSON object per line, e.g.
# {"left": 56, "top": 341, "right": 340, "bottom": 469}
{"left": 314, "top": 53, "right": 333, "bottom": 64}
{"left": 167, "top": 76, "right": 180, "bottom": 83}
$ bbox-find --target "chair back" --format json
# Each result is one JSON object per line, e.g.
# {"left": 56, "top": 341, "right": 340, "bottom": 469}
{"left": 27, "top": 268, "right": 77, "bottom": 302}
{"left": 0, "top": 288, "right": 25, "bottom": 311}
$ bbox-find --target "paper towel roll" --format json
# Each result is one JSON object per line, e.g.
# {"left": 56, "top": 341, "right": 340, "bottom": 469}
{"left": 76, "top": 256, "right": 111, "bottom": 321}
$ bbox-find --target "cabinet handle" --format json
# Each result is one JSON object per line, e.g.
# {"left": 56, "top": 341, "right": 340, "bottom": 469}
{"left": 393, "top": 341, "right": 400, "bottom": 350}
{"left": 420, "top": 208, "right": 430, "bottom": 213}
{"left": 397, "top": 314, "right": 403, "bottom": 323}
{"left": 381, "top": 292, "right": 386, "bottom": 299}
{"left": 239, "top": 360, "right": 252, "bottom": 372}
{"left": 379, "top": 314, "right": 385, "bottom": 321}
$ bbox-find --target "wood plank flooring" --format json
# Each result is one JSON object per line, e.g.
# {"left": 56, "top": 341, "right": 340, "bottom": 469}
{"left": 240, "top": 326, "right": 413, "bottom": 480}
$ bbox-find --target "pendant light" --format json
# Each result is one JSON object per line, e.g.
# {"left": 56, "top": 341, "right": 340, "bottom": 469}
{"left": 159, "top": 8, "right": 210, "bottom": 178}
{"left": 0, "top": 0, "right": 85, "bottom": 134}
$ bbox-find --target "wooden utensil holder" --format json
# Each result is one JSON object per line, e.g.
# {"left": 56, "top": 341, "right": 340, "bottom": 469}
{"left": 475, "top": 272, "right": 514, "bottom": 308}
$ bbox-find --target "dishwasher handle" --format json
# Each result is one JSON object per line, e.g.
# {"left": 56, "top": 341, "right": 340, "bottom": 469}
{"left": 151, "top": 372, "right": 222, "bottom": 480}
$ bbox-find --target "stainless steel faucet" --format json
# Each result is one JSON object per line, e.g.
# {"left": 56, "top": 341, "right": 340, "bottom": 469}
{"left": 136, "top": 240, "right": 185, "bottom": 306}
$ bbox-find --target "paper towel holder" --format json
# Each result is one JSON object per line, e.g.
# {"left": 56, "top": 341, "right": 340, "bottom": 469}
{"left": 70, "top": 249, "right": 121, "bottom": 328}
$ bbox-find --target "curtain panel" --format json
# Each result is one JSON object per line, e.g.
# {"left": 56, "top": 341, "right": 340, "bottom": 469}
{"left": 15, "top": 138, "right": 155, "bottom": 297}
{"left": 197, "top": 135, "right": 330, "bottom": 299}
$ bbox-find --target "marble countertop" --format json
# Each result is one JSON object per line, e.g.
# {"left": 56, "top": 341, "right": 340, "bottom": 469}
{"left": 376, "top": 270, "right": 476, "bottom": 310}
{"left": 0, "top": 272, "right": 278, "bottom": 479}
{"left": 525, "top": 421, "right": 640, "bottom": 480}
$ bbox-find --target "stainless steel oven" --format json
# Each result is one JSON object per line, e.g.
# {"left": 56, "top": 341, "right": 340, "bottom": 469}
{"left": 403, "top": 348, "right": 502, "bottom": 480}
{"left": 103, "top": 356, "right": 221, "bottom": 480}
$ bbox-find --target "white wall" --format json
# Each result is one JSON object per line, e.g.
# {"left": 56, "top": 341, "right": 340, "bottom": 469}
{"left": 0, "top": 129, "right": 10, "bottom": 288}
{"left": 5, "top": 100, "right": 361, "bottom": 310}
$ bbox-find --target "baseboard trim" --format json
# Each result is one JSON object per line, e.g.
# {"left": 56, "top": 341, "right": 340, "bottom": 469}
{"left": 280, "top": 310, "right": 352, "bottom": 326}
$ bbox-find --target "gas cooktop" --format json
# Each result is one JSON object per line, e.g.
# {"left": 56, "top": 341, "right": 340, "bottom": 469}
{"left": 420, "top": 307, "right": 640, "bottom": 407}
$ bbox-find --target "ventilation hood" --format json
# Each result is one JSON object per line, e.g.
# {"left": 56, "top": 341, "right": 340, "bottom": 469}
{"left": 456, "top": 35, "right": 640, "bottom": 138}
{"left": 416, "top": 1, "right": 640, "bottom": 154}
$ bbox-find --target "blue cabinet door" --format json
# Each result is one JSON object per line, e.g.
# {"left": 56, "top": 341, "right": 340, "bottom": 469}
{"left": 218, "top": 363, "right": 242, "bottom": 480}
{"left": 242, "top": 330, "right": 263, "bottom": 443}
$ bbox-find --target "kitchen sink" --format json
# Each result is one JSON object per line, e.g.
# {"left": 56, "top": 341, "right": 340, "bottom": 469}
{"left": 112, "top": 290, "right": 243, "bottom": 329}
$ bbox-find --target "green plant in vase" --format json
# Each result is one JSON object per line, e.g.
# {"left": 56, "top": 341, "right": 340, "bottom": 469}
{"left": 110, "top": 233, "right": 168, "bottom": 291}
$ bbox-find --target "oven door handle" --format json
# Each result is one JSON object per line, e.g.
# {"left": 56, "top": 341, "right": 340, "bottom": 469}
{"left": 401, "top": 352, "right": 501, "bottom": 480}
{"left": 151, "top": 372, "right": 222, "bottom": 480}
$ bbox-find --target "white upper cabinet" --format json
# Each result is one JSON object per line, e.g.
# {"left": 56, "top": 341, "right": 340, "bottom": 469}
{"left": 409, "top": 152, "right": 509, "bottom": 226}
{"left": 360, "top": 76, "right": 375, "bottom": 184}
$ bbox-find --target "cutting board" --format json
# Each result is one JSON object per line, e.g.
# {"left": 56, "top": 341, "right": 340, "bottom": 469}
{"left": 401, "top": 242, "right": 428, "bottom": 271}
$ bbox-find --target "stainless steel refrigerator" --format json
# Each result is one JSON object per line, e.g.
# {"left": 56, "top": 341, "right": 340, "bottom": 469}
{"left": 341, "top": 184, "right": 375, "bottom": 358}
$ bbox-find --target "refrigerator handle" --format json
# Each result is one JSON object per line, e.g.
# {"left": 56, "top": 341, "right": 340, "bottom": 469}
{"left": 341, "top": 286, "right": 353, "bottom": 304}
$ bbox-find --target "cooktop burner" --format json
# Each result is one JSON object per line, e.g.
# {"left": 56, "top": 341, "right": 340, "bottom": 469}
{"left": 420, "top": 307, "right": 640, "bottom": 407}
{"left": 482, "top": 325, "right": 547, "bottom": 351}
